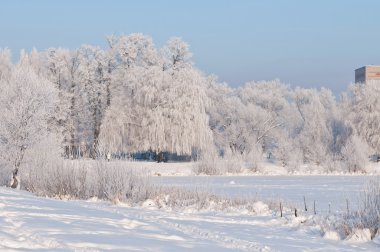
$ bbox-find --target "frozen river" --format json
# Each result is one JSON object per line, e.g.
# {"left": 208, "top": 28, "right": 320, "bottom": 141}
{"left": 154, "top": 175, "right": 377, "bottom": 214}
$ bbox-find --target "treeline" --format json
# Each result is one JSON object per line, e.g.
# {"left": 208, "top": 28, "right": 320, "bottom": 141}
{"left": 0, "top": 33, "right": 379, "bottom": 176}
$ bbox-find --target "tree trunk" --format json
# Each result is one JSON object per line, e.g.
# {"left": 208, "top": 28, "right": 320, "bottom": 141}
{"left": 11, "top": 147, "right": 25, "bottom": 189}
{"left": 10, "top": 169, "right": 19, "bottom": 189}
{"left": 106, "top": 61, "right": 112, "bottom": 107}
{"left": 91, "top": 89, "right": 103, "bottom": 159}
{"left": 91, "top": 106, "right": 99, "bottom": 159}
{"left": 69, "top": 57, "right": 78, "bottom": 159}
{"left": 10, "top": 180, "right": 18, "bottom": 189}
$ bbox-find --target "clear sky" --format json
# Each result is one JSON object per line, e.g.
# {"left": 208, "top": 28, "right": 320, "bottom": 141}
{"left": 1, "top": 0, "right": 379, "bottom": 94}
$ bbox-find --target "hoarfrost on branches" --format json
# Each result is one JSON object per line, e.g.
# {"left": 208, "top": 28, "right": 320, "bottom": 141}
{"left": 0, "top": 35, "right": 378, "bottom": 175}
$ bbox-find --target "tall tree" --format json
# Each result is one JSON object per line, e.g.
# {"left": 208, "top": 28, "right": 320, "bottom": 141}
{"left": 76, "top": 45, "right": 109, "bottom": 158}
{"left": 99, "top": 37, "right": 212, "bottom": 159}
{"left": 292, "top": 87, "right": 336, "bottom": 164}
{"left": 348, "top": 81, "right": 380, "bottom": 154}
{"left": 0, "top": 63, "right": 57, "bottom": 187}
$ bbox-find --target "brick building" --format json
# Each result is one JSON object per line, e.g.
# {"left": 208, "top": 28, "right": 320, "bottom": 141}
{"left": 355, "top": 65, "right": 380, "bottom": 83}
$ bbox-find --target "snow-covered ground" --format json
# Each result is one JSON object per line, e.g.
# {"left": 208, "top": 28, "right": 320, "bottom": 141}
{"left": 82, "top": 160, "right": 196, "bottom": 176}
{"left": 1, "top": 177, "right": 380, "bottom": 251}
{"left": 106, "top": 159, "right": 380, "bottom": 177}
{"left": 154, "top": 175, "right": 374, "bottom": 214}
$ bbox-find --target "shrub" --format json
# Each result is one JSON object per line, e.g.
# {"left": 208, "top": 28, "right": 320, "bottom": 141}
{"left": 341, "top": 135, "right": 370, "bottom": 173}
{"left": 146, "top": 185, "right": 278, "bottom": 214}
{"left": 0, "top": 161, "right": 12, "bottom": 186}
{"left": 92, "top": 161, "right": 152, "bottom": 203}
{"left": 193, "top": 153, "right": 244, "bottom": 175}
{"left": 21, "top": 159, "right": 152, "bottom": 204}
{"left": 193, "top": 155, "right": 221, "bottom": 175}
{"left": 193, "top": 154, "right": 224, "bottom": 175}
{"left": 359, "top": 178, "right": 380, "bottom": 238}
{"left": 335, "top": 178, "right": 380, "bottom": 239}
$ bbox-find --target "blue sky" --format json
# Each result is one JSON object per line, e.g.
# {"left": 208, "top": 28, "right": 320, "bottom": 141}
{"left": 1, "top": 0, "right": 379, "bottom": 94}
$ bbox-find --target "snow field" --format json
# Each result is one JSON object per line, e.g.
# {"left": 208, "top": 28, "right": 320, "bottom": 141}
{"left": 154, "top": 175, "right": 374, "bottom": 214}
{"left": 1, "top": 173, "right": 380, "bottom": 251}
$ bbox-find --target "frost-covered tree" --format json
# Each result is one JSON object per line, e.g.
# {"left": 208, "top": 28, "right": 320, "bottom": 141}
{"left": 341, "top": 134, "right": 370, "bottom": 173}
{"left": 0, "top": 63, "right": 57, "bottom": 188}
{"left": 206, "top": 76, "right": 234, "bottom": 153}
{"left": 348, "top": 81, "right": 380, "bottom": 154}
{"left": 293, "top": 88, "right": 327, "bottom": 163}
{"left": 45, "top": 48, "right": 72, "bottom": 141}
{"left": 26, "top": 48, "right": 47, "bottom": 77}
{"left": 100, "top": 36, "right": 212, "bottom": 159}
{"left": 208, "top": 79, "right": 293, "bottom": 168}
{"left": 155, "top": 37, "right": 212, "bottom": 156}
{"left": 161, "top": 37, "right": 192, "bottom": 71}
{"left": 99, "top": 34, "right": 161, "bottom": 154}
{"left": 1, "top": 34, "right": 375, "bottom": 174}
{"left": 111, "top": 33, "right": 159, "bottom": 69}
{"left": 0, "top": 48, "right": 12, "bottom": 82}
{"left": 74, "top": 45, "right": 110, "bottom": 158}
{"left": 291, "top": 87, "right": 337, "bottom": 164}
{"left": 45, "top": 48, "right": 82, "bottom": 158}
{"left": 154, "top": 67, "right": 211, "bottom": 156}
{"left": 237, "top": 80, "right": 291, "bottom": 154}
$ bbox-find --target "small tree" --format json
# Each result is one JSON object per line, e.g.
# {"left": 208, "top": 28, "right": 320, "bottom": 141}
{"left": 0, "top": 63, "right": 57, "bottom": 188}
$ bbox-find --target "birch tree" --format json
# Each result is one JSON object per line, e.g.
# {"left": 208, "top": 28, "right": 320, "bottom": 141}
{"left": 0, "top": 64, "right": 57, "bottom": 188}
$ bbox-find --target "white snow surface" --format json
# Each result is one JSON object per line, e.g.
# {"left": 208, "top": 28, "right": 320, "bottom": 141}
{"left": 104, "top": 160, "right": 196, "bottom": 176}
{"left": 154, "top": 175, "right": 374, "bottom": 214}
{"left": 109, "top": 159, "right": 380, "bottom": 177}
{"left": 1, "top": 186, "right": 379, "bottom": 251}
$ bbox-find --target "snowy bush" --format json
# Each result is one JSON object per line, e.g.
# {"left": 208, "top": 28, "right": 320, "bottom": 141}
{"left": 21, "top": 158, "right": 152, "bottom": 203}
{"left": 244, "top": 148, "right": 263, "bottom": 173}
{"left": 358, "top": 178, "right": 380, "bottom": 238}
{"left": 152, "top": 186, "right": 212, "bottom": 210}
{"left": 22, "top": 158, "right": 88, "bottom": 199}
{"left": 193, "top": 153, "right": 244, "bottom": 175}
{"left": 93, "top": 161, "right": 152, "bottom": 203}
{"left": 273, "top": 137, "right": 303, "bottom": 172}
{"left": 285, "top": 152, "right": 304, "bottom": 173}
{"left": 334, "top": 178, "right": 380, "bottom": 240}
{"left": 341, "top": 135, "right": 370, "bottom": 173}
{"left": 21, "top": 134, "right": 63, "bottom": 191}
{"left": 0, "top": 160, "right": 12, "bottom": 186}
{"left": 193, "top": 154, "right": 221, "bottom": 175}
{"left": 224, "top": 155, "right": 245, "bottom": 173}
{"left": 149, "top": 186, "right": 273, "bottom": 214}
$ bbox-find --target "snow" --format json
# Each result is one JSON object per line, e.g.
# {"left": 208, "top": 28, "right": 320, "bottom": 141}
{"left": 346, "top": 229, "right": 372, "bottom": 243}
{"left": 89, "top": 160, "right": 196, "bottom": 176}
{"left": 2, "top": 28, "right": 380, "bottom": 252}
{"left": 251, "top": 201, "right": 269, "bottom": 215}
{"left": 373, "top": 235, "right": 380, "bottom": 245}
{"left": 154, "top": 175, "right": 373, "bottom": 214}
{"left": 323, "top": 230, "right": 341, "bottom": 241}
{"left": 1, "top": 180, "right": 380, "bottom": 251}
{"left": 98, "top": 159, "right": 380, "bottom": 177}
